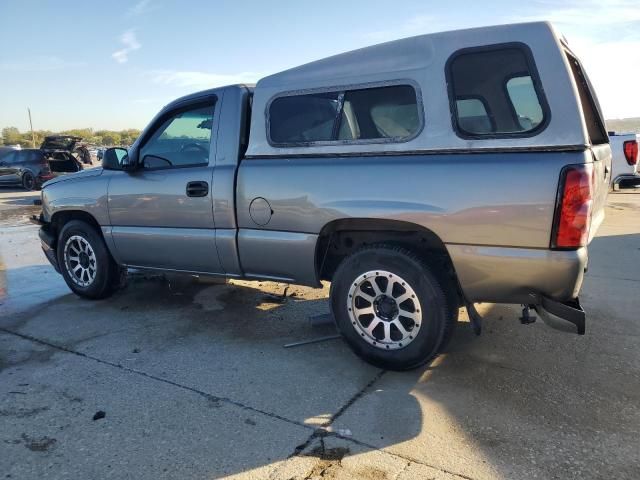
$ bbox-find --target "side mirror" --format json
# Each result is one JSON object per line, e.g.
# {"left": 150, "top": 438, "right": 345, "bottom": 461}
{"left": 102, "top": 147, "right": 131, "bottom": 171}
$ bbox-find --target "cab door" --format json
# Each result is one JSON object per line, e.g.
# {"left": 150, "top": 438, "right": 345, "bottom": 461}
{"left": 0, "top": 151, "right": 20, "bottom": 184}
{"left": 107, "top": 96, "right": 224, "bottom": 273}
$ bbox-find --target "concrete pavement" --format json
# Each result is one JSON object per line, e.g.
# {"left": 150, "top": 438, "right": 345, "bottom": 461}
{"left": 1, "top": 186, "right": 639, "bottom": 479}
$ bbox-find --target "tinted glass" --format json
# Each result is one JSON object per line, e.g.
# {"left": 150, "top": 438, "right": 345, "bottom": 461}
{"left": 456, "top": 98, "right": 493, "bottom": 134}
{"left": 269, "top": 85, "right": 419, "bottom": 145}
{"left": 269, "top": 93, "right": 340, "bottom": 144}
{"left": 1, "top": 151, "right": 17, "bottom": 164}
{"left": 338, "top": 86, "right": 419, "bottom": 140}
{"left": 449, "top": 46, "right": 547, "bottom": 136}
{"left": 565, "top": 53, "right": 608, "bottom": 145}
{"left": 506, "top": 76, "right": 543, "bottom": 130}
{"left": 27, "top": 150, "right": 43, "bottom": 162}
{"left": 140, "top": 104, "right": 214, "bottom": 168}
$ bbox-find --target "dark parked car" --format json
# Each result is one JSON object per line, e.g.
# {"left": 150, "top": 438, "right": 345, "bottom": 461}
{"left": 0, "top": 138, "right": 83, "bottom": 190}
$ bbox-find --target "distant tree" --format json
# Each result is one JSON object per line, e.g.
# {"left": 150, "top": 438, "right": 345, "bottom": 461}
{"left": 101, "top": 133, "right": 121, "bottom": 146}
{"left": 62, "top": 128, "right": 94, "bottom": 139}
{"left": 1, "top": 127, "right": 21, "bottom": 145}
{"left": 0, "top": 127, "right": 142, "bottom": 147}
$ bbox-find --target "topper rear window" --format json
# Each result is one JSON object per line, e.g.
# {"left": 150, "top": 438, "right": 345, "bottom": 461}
{"left": 447, "top": 43, "right": 549, "bottom": 139}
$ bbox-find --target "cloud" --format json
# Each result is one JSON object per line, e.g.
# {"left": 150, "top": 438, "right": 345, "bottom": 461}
{"left": 0, "top": 56, "right": 85, "bottom": 71}
{"left": 516, "top": 0, "right": 640, "bottom": 27}
{"left": 150, "top": 70, "right": 264, "bottom": 89}
{"left": 361, "top": 1, "right": 640, "bottom": 118}
{"left": 112, "top": 30, "right": 141, "bottom": 64}
{"left": 127, "top": 0, "right": 152, "bottom": 17}
{"left": 516, "top": 0, "right": 640, "bottom": 118}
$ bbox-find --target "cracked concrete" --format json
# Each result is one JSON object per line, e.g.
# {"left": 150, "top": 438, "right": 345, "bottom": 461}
{"left": 1, "top": 186, "right": 639, "bottom": 479}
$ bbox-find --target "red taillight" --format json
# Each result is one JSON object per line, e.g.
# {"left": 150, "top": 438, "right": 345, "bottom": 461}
{"left": 623, "top": 140, "right": 638, "bottom": 166}
{"left": 552, "top": 164, "right": 593, "bottom": 249}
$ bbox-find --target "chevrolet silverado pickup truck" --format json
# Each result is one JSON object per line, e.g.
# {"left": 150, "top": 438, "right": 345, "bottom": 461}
{"left": 608, "top": 132, "right": 639, "bottom": 190}
{"left": 35, "top": 22, "right": 611, "bottom": 370}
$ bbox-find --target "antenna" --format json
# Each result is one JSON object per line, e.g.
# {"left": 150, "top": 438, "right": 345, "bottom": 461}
{"left": 28, "top": 108, "right": 35, "bottom": 148}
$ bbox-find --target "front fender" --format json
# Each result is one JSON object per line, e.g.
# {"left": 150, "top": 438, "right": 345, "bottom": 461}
{"left": 42, "top": 170, "right": 110, "bottom": 225}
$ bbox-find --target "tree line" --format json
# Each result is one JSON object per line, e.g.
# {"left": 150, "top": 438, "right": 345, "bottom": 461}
{"left": 1, "top": 127, "right": 141, "bottom": 148}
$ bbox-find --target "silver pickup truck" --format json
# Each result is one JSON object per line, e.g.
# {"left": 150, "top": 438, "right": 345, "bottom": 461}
{"left": 36, "top": 22, "right": 610, "bottom": 370}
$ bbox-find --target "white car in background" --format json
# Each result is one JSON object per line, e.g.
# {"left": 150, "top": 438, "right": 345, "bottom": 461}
{"left": 609, "top": 132, "right": 639, "bottom": 190}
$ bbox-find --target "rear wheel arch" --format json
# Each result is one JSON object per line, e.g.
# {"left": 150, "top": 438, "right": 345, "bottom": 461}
{"left": 315, "top": 217, "right": 462, "bottom": 326}
{"left": 316, "top": 219, "right": 455, "bottom": 278}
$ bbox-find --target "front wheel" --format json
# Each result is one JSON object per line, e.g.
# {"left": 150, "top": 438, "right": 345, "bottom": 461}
{"left": 330, "top": 246, "right": 453, "bottom": 370}
{"left": 56, "top": 220, "right": 119, "bottom": 299}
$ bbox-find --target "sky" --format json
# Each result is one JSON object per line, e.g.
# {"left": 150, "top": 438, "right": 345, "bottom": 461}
{"left": 1, "top": 0, "right": 639, "bottom": 132}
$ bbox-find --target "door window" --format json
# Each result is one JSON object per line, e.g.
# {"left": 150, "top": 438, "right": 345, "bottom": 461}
{"left": 1, "top": 151, "right": 17, "bottom": 164}
{"left": 140, "top": 103, "right": 215, "bottom": 169}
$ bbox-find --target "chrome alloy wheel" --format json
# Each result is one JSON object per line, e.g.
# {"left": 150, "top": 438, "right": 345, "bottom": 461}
{"left": 347, "top": 270, "right": 422, "bottom": 350}
{"left": 63, "top": 235, "right": 97, "bottom": 287}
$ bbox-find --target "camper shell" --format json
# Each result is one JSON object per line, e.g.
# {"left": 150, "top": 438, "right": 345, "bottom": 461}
{"left": 247, "top": 22, "right": 601, "bottom": 157}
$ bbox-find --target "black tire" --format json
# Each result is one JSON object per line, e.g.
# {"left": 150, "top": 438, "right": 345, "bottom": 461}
{"left": 22, "top": 171, "right": 37, "bottom": 191}
{"left": 330, "top": 245, "right": 454, "bottom": 371}
{"left": 56, "top": 220, "right": 119, "bottom": 299}
{"left": 436, "top": 270, "right": 460, "bottom": 352}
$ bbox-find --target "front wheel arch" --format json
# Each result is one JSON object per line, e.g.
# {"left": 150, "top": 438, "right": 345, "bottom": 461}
{"left": 50, "top": 210, "right": 104, "bottom": 248}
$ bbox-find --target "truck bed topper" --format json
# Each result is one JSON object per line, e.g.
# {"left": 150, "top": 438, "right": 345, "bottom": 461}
{"left": 246, "top": 22, "right": 592, "bottom": 157}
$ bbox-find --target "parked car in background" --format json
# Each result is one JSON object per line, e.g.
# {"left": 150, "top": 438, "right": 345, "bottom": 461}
{"left": 0, "top": 138, "right": 83, "bottom": 190}
{"left": 608, "top": 132, "right": 639, "bottom": 190}
{"left": 37, "top": 22, "right": 610, "bottom": 370}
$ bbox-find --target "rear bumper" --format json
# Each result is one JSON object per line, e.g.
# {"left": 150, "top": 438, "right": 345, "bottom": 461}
{"left": 613, "top": 173, "right": 640, "bottom": 190}
{"left": 448, "top": 244, "right": 587, "bottom": 304}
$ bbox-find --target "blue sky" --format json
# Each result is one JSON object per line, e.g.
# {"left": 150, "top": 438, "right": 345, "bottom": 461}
{"left": 1, "top": 0, "right": 638, "bottom": 132}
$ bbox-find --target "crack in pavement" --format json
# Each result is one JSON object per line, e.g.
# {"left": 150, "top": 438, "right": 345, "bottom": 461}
{"left": 273, "top": 367, "right": 476, "bottom": 480}
{"left": 0, "top": 326, "right": 315, "bottom": 432}
{"left": 1, "top": 326, "right": 476, "bottom": 480}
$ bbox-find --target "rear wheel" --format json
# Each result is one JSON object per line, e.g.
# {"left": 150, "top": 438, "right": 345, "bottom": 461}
{"left": 330, "top": 245, "right": 454, "bottom": 370}
{"left": 56, "top": 220, "right": 119, "bottom": 299}
{"left": 22, "top": 172, "right": 36, "bottom": 191}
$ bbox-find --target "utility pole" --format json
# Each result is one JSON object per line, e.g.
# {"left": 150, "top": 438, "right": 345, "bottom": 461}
{"left": 28, "top": 108, "right": 35, "bottom": 148}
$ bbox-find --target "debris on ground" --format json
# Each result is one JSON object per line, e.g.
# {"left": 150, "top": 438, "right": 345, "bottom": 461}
{"left": 92, "top": 411, "right": 106, "bottom": 421}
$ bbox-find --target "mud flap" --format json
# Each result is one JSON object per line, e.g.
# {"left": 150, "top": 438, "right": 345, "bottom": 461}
{"left": 534, "top": 297, "right": 586, "bottom": 335}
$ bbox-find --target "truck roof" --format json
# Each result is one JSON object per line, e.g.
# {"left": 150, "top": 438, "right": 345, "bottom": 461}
{"left": 162, "top": 84, "right": 254, "bottom": 111}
